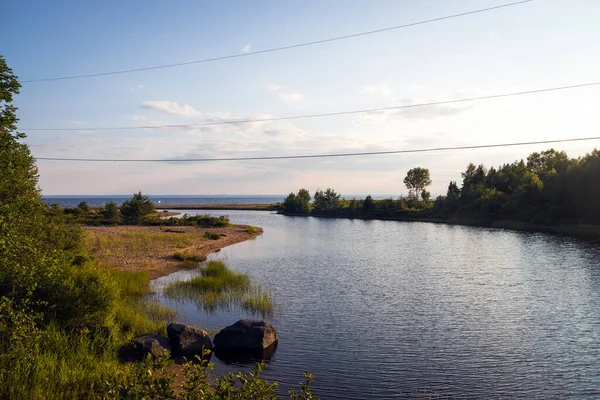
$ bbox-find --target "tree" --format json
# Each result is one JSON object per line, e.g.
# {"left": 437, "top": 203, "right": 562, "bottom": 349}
{"left": 403, "top": 167, "right": 432, "bottom": 200}
{"left": 362, "top": 195, "right": 375, "bottom": 213}
{"left": 120, "top": 192, "right": 155, "bottom": 224}
{"left": 313, "top": 188, "right": 341, "bottom": 211}
{"left": 77, "top": 200, "right": 89, "bottom": 214}
{"left": 102, "top": 201, "right": 121, "bottom": 224}
{"left": 297, "top": 188, "right": 311, "bottom": 204}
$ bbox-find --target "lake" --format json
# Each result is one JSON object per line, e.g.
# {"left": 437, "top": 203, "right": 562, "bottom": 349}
{"left": 151, "top": 210, "right": 600, "bottom": 399}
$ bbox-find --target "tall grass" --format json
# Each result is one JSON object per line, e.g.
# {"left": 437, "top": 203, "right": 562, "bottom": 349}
{"left": 164, "top": 261, "right": 273, "bottom": 316}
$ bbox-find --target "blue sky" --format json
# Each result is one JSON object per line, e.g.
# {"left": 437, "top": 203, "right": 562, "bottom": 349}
{"left": 2, "top": 0, "right": 600, "bottom": 195}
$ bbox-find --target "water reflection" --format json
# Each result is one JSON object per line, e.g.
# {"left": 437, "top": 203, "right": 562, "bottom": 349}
{"left": 151, "top": 210, "right": 600, "bottom": 399}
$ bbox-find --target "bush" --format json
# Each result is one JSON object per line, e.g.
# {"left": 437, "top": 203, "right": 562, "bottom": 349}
{"left": 173, "top": 252, "right": 206, "bottom": 262}
{"left": 204, "top": 231, "right": 221, "bottom": 240}
{"left": 120, "top": 192, "right": 155, "bottom": 225}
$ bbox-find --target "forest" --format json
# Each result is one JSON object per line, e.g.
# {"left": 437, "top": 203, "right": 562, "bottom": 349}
{"left": 282, "top": 148, "right": 600, "bottom": 227}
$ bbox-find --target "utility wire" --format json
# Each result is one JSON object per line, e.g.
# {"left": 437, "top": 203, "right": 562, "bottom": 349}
{"left": 22, "top": 81, "right": 600, "bottom": 132}
{"left": 22, "top": 0, "right": 531, "bottom": 83}
{"left": 34, "top": 136, "right": 600, "bottom": 162}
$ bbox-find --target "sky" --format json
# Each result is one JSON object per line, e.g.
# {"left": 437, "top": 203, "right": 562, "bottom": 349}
{"left": 2, "top": 0, "right": 600, "bottom": 196}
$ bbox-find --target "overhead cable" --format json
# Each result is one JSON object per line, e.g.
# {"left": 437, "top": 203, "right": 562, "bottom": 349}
{"left": 22, "top": 0, "right": 531, "bottom": 83}
{"left": 22, "top": 81, "right": 600, "bottom": 132}
{"left": 34, "top": 136, "right": 600, "bottom": 162}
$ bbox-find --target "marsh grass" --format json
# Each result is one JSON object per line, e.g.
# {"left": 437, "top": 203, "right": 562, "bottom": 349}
{"left": 203, "top": 231, "right": 221, "bottom": 240}
{"left": 164, "top": 261, "right": 273, "bottom": 316}
{"left": 245, "top": 225, "right": 258, "bottom": 234}
{"left": 173, "top": 251, "right": 207, "bottom": 262}
{"left": 84, "top": 229, "right": 201, "bottom": 259}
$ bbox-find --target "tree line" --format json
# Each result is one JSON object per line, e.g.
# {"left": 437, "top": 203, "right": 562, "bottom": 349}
{"left": 282, "top": 149, "right": 600, "bottom": 226}
{"left": 53, "top": 192, "right": 230, "bottom": 227}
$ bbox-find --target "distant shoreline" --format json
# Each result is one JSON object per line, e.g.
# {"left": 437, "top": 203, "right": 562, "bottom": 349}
{"left": 155, "top": 203, "right": 278, "bottom": 211}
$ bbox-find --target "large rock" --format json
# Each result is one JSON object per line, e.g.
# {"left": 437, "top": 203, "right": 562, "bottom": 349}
{"left": 167, "top": 322, "right": 213, "bottom": 357}
{"left": 119, "top": 333, "right": 171, "bottom": 361}
{"left": 213, "top": 319, "right": 278, "bottom": 352}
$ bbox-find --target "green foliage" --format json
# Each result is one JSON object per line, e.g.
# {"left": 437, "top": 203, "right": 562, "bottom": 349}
{"left": 104, "top": 350, "right": 316, "bottom": 400}
{"left": 245, "top": 225, "right": 258, "bottom": 234}
{"left": 404, "top": 167, "right": 432, "bottom": 200}
{"left": 173, "top": 252, "right": 206, "bottom": 262}
{"left": 164, "top": 261, "right": 273, "bottom": 315}
{"left": 120, "top": 192, "right": 156, "bottom": 224}
{"left": 77, "top": 200, "right": 90, "bottom": 214}
{"left": 313, "top": 188, "right": 340, "bottom": 211}
{"left": 204, "top": 231, "right": 221, "bottom": 240}
{"left": 283, "top": 189, "right": 311, "bottom": 214}
{"left": 103, "top": 201, "right": 122, "bottom": 224}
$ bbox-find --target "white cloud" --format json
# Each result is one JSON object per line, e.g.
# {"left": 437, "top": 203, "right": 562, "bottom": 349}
{"left": 265, "top": 83, "right": 289, "bottom": 92}
{"left": 130, "top": 84, "right": 146, "bottom": 92}
{"left": 358, "top": 83, "right": 392, "bottom": 96}
{"left": 141, "top": 101, "right": 199, "bottom": 117}
{"left": 241, "top": 44, "right": 251, "bottom": 53}
{"left": 278, "top": 93, "right": 304, "bottom": 102}
{"left": 62, "top": 119, "right": 86, "bottom": 125}
{"left": 266, "top": 83, "right": 303, "bottom": 102}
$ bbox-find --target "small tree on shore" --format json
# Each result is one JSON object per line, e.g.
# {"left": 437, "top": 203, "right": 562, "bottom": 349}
{"left": 102, "top": 201, "right": 121, "bottom": 224}
{"left": 404, "top": 167, "right": 432, "bottom": 200}
{"left": 120, "top": 192, "right": 155, "bottom": 224}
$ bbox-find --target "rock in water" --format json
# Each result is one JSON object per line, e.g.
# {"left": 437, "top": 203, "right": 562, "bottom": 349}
{"left": 213, "top": 319, "right": 278, "bottom": 354}
{"left": 167, "top": 322, "right": 213, "bottom": 357}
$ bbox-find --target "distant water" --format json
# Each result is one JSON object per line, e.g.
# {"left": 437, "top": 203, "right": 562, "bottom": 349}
{"left": 42, "top": 195, "right": 286, "bottom": 207}
{"left": 43, "top": 195, "right": 396, "bottom": 207}
{"left": 151, "top": 210, "right": 600, "bottom": 399}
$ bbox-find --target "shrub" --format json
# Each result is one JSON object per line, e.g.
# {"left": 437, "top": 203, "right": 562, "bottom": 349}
{"left": 204, "top": 231, "right": 221, "bottom": 240}
{"left": 173, "top": 252, "right": 206, "bottom": 262}
{"left": 120, "top": 192, "right": 155, "bottom": 225}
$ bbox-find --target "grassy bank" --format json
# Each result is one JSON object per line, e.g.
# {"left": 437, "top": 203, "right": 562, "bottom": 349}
{"left": 83, "top": 224, "right": 263, "bottom": 278}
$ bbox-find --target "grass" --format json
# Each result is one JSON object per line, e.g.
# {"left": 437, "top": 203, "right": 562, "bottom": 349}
{"left": 173, "top": 251, "right": 207, "bottom": 262}
{"left": 84, "top": 229, "right": 200, "bottom": 260}
{"left": 203, "top": 231, "right": 221, "bottom": 240}
{"left": 164, "top": 261, "right": 273, "bottom": 316}
{"left": 245, "top": 225, "right": 258, "bottom": 234}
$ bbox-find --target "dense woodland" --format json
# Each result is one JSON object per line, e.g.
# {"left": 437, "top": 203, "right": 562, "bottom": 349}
{"left": 283, "top": 148, "right": 600, "bottom": 226}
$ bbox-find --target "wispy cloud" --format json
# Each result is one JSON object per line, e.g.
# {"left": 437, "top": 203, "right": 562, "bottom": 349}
{"left": 241, "top": 44, "right": 251, "bottom": 53}
{"left": 358, "top": 83, "right": 392, "bottom": 96}
{"left": 265, "top": 83, "right": 289, "bottom": 92}
{"left": 63, "top": 119, "right": 86, "bottom": 125}
{"left": 141, "top": 101, "right": 199, "bottom": 117}
{"left": 129, "top": 84, "right": 146, "bottom": 92}
{"left": 266, "top": 83, "right": 303, "bottom": 102}
{"left": 278, "top": 93, "right": 304, "bottom": 102}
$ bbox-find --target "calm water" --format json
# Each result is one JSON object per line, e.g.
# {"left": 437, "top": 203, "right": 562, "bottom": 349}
{"left": 43, "top": 195, "right": 285, "bottom": 207}
{"left": 151, "top": 210, "right": 600, "bottom": 399}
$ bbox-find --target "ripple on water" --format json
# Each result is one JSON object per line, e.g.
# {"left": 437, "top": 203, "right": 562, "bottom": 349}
{"left": 151, "top": 210, "right": 600, "bottom": 399}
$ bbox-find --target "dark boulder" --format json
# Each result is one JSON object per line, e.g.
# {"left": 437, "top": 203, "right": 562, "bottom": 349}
{"left": 213, "top": 319, "right": 278, "bottom": 362}
{"left": 167, "top": 322, "right": 213, "bottom": 357}
{"left": 119, "top": 333, "right": 171, "bottom": 361}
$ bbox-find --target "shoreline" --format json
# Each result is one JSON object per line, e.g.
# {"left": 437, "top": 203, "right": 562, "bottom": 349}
{"left": 84, "top": 224, "right": 263, "bottom": 279}
{"left": 155, "top": 203, "right": 277, "bottom": 211}
{"left": 282, "top": 213, "right": 600, "bottom": 241}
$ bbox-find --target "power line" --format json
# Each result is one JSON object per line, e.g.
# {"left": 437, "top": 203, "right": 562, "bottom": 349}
{"left": 34, "top": 136, "right": 600, "bottom": 162}
{"left": 22, "top": 81, "right": 600, "bottom": 132}
{"left": 22, "top": 0, "right": 531, "bottom": 83}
